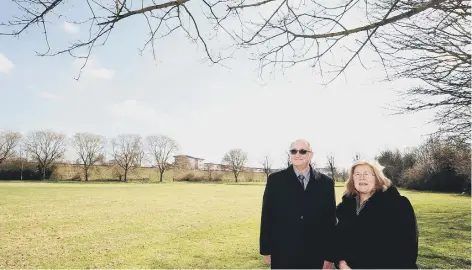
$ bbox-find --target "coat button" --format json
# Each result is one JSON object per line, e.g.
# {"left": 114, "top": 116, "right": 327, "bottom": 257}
{"left": 301, "top": 216, "right": 304, "bottom": 219}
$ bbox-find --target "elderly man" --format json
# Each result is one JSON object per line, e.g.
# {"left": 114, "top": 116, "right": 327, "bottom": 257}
{"left": 259, "top": 139, "right": 336, "bottom": 269}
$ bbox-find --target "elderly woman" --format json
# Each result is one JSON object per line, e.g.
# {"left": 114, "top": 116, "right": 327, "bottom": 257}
{"left": 335, "top": 160, "right": 419, "bottom": 269}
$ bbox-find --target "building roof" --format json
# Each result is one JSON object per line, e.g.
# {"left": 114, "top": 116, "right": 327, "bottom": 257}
{"left": 173, "top": 155, "right": 204, "bottom": 160}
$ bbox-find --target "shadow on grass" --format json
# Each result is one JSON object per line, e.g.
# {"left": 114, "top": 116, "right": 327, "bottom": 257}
{"left": 149, "top": 251, "right": 268, "bottom": 269}
{"left": 420, "top": 254, "right": 471, "bottom": 268}
{"left": 419, "top": 246, "right": 471, "bottom": 269}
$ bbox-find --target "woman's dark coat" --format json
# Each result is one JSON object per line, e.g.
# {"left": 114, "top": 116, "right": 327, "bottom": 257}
{"left": 335, "top": 186, "right": 419, "bottom": 269}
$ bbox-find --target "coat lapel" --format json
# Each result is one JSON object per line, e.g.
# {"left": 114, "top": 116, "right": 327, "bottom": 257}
{"left": 287, "top": 165, "right": 305, "bottom": 192}
{"left": 305, "top": 165, "right": 321, "bottom": 191}
{"left": 287, "top": 165, "right": 321, "bottom": 192}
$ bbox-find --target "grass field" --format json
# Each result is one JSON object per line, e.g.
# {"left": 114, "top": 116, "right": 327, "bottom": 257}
{"left": 0, "top": 181, "right": 470, "bottom": 269}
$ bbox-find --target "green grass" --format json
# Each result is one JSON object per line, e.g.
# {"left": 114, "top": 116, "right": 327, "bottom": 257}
{"left": 0, "top": 182, "right": 470, "bottom": 269}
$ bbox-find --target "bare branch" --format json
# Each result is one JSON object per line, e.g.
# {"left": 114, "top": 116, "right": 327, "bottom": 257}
{"left": 228, "top": 0, "right": 276, "bottom": 10}
{"left": 222, "top": 148, "right": 248, "bottom": 182}
{"left": 111, "top": 134, "right": 142, "bottom": 182}
{"left": 146, "top": 135, "right": 179, "bottom": 182}
{"left": 73, "top": 133, "right": 106, "bottom": 181}
{"left": 0, "top": 131, "right": 22, "bottom": 165}
{"left": 295, "top": 0, "right": 443, "bottom": 39}
{"left": 326, "top": 154, "right": 337, "bottom": 181}
{"left": 261, "top": 155, "right": 272, "bottom": 179}
{"left": 25, "top": 130, "right": 67, "bottom": 180}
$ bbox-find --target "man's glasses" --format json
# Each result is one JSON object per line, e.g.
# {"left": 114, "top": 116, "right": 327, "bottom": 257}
{"left": 290, "top": 149, "right": 310, "bottom": 155}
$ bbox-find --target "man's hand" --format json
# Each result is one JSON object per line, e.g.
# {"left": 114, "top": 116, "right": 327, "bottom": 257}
{"left": 322, "top": 261, "right": 334, "bottom": 269}
{"left": 338, "top": 260, "right": 351, "bottom": 269}
{"left": 263, "top": 255, "right": 271, "bottom": 265}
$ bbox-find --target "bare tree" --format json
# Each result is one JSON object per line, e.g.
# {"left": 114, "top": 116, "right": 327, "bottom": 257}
{"left": 375, "top": 148, "right": 405, "bottom": 185}
{"left": 73, "top": 133, "right": 106, "bottom": 181}
{"left": 0, "top": 130, "right": 22, "bottom": 165}
{"left": 261, "top": 156, "right": 272, "bottom": 179}
{"left": 1, "top": 1, "right": 462, "bottom": 80}
{"left": 25, "top": 130, "right": 67, "bottom": 180}
{"left": 2, "top": 1, "right": 468, "bottom": 140}
{"left": 135, "top": 143, "right": 147, "bottom": 168}
{"left": 18, "top": 143, "right": 28, "bottom": 181}
{"left": 111, "top": 134, "right": 142, "bottom": 182}
{"left": 284, "top": 151, "right": 292, "bottom": 169}
{"left": 222, "top": 148, "right": 248, "bottom": 182}
{"left": 146, "top": 135, "right": 179, "bottom": 182}
{"left": 341, "top": 168, "right": 349, "bottom": 181}
{"left": 326, "top": 154, "right": 337, "bottom": 181}
{"left": 204, "top": 163, "right": 214, "bottom": 181}
{"left": 383, "top": 1, "right": 471, "bottom": 143}
{"left": 0, "top": 0, "right": 231, "bottom": 80}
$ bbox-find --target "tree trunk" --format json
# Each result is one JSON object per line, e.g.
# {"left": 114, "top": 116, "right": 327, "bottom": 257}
{"left": 85, "top": 166, "right": 89, "bottom": 181}
{"left": 159, "top": 169, "right": 164, "bottom": 182}
{"left": 124, "top": 168, "right": 128, "bottom": 182}
{"left": 234, "top": 171, "right": 238, "bottom": 182}
{"left": 42, "top": 166, "right": 46, "bottom": 180}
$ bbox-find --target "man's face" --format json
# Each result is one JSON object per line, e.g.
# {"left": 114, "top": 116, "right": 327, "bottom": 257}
{"left": 289, "top": 141, "right": 312, "bottom": 167}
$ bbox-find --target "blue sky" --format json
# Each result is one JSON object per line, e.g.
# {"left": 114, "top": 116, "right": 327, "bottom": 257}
{"left": 0, "top": 1, "right": 438, "bottom": 170}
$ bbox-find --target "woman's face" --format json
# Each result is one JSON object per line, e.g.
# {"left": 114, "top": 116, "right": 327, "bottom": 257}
{"left": 353, "top": 164, "right": 377, "bottom": 195}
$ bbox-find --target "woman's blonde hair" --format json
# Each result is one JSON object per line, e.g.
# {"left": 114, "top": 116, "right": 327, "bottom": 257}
{"left": 344, "top": 160, "right": 392, "bottom": 196}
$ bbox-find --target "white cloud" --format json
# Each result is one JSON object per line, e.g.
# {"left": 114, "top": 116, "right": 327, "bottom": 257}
{"left": 107, "top": 100, "right": 182, "bottom": 141}
{"left": 73, "top": 57, "right": 114, "bottom": 80}
{"left": 108, "top": 100, "right": 158, "bottom": 122}
{"left": 87, "top": 67, "right": 114, "bottom": 80}
{"left": 0, "top": 53, "right": 14, "bottom": 73}
{"left": 38, "top": 91, "right": 59, "bottom": 100}
{"left": 63, "top": 22, "right": 79, "bottom": 34}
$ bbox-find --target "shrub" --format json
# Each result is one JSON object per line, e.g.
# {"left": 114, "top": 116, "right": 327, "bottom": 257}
{"left": 377, "top": 136, "right": 470, "bottom": 194}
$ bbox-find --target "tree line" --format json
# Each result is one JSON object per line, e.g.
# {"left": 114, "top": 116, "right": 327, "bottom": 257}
{"left": 375, "top": 137, "right": 470, "bottom": 194}
{"left": 0, "top": 129, "right": 470, "bottom": 193}
{"left": 0, "top": 129, "right": 353, "bottom": 183}
{"left": 0, "top": 129, "right": 259, "bottom": 183}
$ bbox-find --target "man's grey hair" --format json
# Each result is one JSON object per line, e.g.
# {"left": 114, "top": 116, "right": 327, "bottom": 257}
{"left": 289, "top": 139, "right": 312, "bottom": 151}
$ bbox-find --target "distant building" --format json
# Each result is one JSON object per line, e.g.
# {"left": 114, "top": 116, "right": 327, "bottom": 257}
{"left": 106, "top": 159, "right": 117, "bottom": 166}
{"left": 152, "top": 162, "right": 173, "bottom": 169}
{"left": 243, "top": 167, "right": 265, "bottom": 173}
{"left": 173, "top": 155, "right": 205, "bottom": 170}
{"left": 203, "top": 162, "right": 221, "bottom": 171}
{"left": 316, "top": 167, "right": 333, "bottom": 176}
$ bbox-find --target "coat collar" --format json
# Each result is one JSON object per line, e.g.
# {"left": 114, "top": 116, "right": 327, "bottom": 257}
{"left": 286, "top": 164, "right": 321, "bottom": 191}
{"left": 287, "top": 164, "right": 321, "bottom": 180}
